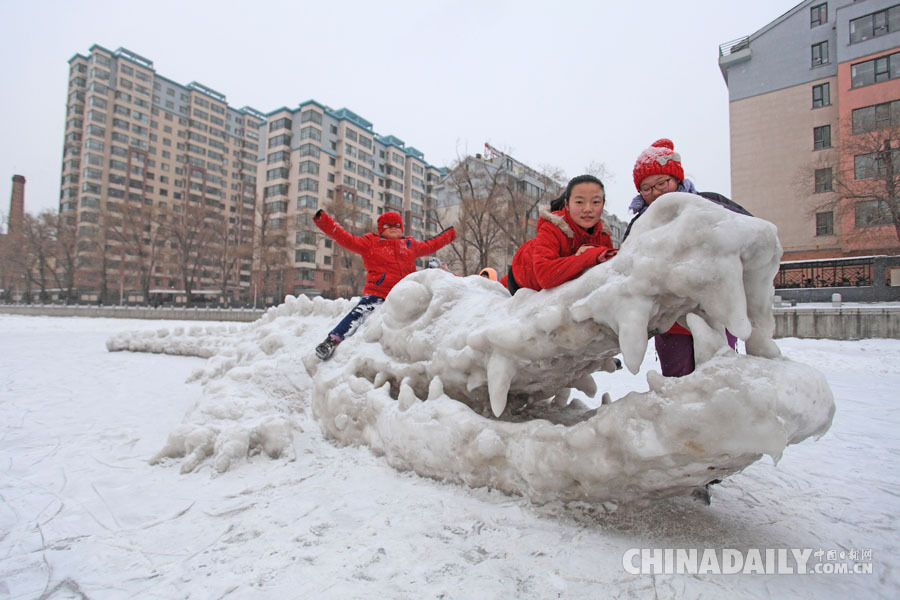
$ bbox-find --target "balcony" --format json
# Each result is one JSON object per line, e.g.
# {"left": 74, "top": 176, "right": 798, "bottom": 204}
{"left": 718, "top": 36, "right": 751, "bottom": 77}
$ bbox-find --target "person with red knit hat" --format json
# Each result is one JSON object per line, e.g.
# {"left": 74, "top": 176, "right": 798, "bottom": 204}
{"left": 312, "top": 209, "right": 456, "bottom": 360}
{"left": 624, "top": 138, "right": 752, "bottom": 377}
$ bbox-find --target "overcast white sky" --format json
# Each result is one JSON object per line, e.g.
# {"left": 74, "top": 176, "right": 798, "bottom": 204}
{"left": 0, "top": 0, "right": 798, "bottom": 222}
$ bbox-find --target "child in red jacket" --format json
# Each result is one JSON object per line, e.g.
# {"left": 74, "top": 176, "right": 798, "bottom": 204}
{"left": 507, "top": 175, "right": 616, "bottom": 294}
{"left": 313, "top": 209, "right": 456, "bottom": 360}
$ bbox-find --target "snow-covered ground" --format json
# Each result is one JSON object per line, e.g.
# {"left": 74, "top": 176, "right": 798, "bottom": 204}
{"left": 0, "top": 314, "right": 897, "bottom": 599}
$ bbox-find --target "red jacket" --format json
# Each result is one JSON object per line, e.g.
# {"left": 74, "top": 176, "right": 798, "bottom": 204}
{"left": 511, "top": 208, "right": 613, "bottom": 292}
{"left": 314, "top": 210, "right": 456, "bottom": 298}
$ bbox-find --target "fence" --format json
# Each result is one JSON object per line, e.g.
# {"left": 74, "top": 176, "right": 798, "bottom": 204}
{"left": 775, "top": 255, "right": 900, "bottom": 302}
{"left": 0, "top": 304, "right": 264, "bottom": 322}
{"left": 719, "top": 36, "right": 750, "bottom": 57}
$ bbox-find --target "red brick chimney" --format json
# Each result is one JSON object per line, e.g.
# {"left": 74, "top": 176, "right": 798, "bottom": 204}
{"left": 8, "top": 174, "right": 25, "bottom": 237}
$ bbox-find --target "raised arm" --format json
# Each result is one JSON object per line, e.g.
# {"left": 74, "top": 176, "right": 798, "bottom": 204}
{"left": 411, "top": 227, "right": 456, "bottom": 258}
{"left": 314, "top": 210, "right": 369, "bottom": 254}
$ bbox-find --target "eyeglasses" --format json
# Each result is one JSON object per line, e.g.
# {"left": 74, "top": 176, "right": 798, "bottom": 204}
{"left": 639, "top": 177, "right": 674, "bottom": 195}
{"left": 383, "top": 223, "right": 402, "bottom": 228}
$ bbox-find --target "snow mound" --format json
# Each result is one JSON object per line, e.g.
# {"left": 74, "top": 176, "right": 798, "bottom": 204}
{"left": 110, "top": 194, "right": 834, "bottom": 503}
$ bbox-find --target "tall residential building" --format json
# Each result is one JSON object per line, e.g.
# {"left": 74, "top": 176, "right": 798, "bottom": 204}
{"left": 63, "top": 45, "right": 264, "bottom": 303}
{"left": 60, "top": 45, "right": 446, "bottom": 304}
{"left": 258, "top": 102, "right": 446, "bottom": 299}
{"left": 719, "top": 0, "right": 900, "bottom": 260}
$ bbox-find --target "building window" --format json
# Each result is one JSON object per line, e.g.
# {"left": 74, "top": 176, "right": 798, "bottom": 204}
{"left": 295, "top": 230, "right": 316, "bottom": 245}
{"left": 267, "top": 134, "right": 291, "bottom": 148}
{"left": 849, "top": 5, "right": 900, "bottom": 44}
{"left": 851, "top": 52, "right": 900, "bottom": 88}
{"left": 298, "top": 178, "right": 318, "bottom": 192}
{"left": 299, "top": 143, "right": 320, "bottom": 158}
{"left": 268, "top": 117, "right": 292, "bottom": 132}
{"left": 815, "top": 212, "right": 834, "bottom": 236}
{"left": 851, "top": 99, "right": 900, "bottom": 133}
{"left": 810, "top": 3, "right": 827, "bottom": 27}
{"left": 266, "top": 200, "right": 288, "bottom": 214}
{"left": 298, "top": 160, "right": 319, "bottom": 175}
{"left": 297, "top": 195, "right": 318, "bottom": 210}
{"left": 300, "top": 126, "right": 321, "bottom": 142}
{"left": 813, "top": 125, "right": 831, "bottom": 150}
{"left": 814, "top": 168, "right": 833, "bottom": 193}
{"left": 854, "top": 149, "right": 900, "bottom": 180}
{"left": 301, "top": 109, "right": 323, "bottom": 125}
{"left": 812, "top": 82, "right": 830, "bottom": 108}
{"left": 854, "top": 200, "right": 893, "bottom": 228}
{"left": 811, "top": 41, "right": 829, "bottom": 67}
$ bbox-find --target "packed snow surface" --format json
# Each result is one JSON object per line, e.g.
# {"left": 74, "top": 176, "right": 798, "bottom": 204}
{"left": 1, "top": 316, "right": 897, "bottom": 599}
{"left": 105, "top": 194, "right": 834, "bottom": 504}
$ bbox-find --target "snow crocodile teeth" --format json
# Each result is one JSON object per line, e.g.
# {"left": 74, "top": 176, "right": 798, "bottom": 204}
{"left": 112, "top": 194, "right": 834, "bottom": 504}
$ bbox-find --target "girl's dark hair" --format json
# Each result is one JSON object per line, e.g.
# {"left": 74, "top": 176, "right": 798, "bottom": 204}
{"left": 549, "top": 174, "right": 605, "bottom": 212}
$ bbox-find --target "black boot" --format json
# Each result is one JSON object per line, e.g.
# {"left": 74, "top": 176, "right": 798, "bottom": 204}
{"left": 315, "top": 336, "right": 339, "bottom": 360}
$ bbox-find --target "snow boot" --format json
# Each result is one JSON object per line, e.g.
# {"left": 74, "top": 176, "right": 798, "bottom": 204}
{"left": 315, "top": 335, "right": 340, "bottom": 360}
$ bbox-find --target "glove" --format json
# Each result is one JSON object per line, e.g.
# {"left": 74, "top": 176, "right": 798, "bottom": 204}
{"left": 314, "top": 209, "right": 324, "bottom": 220}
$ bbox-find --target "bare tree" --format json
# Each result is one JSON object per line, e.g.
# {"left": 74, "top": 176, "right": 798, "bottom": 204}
{"left": 433, "top": 154, "right": 566, "bottom": 276}
{"left": 21, "top": 211, "right": 58, "bottom": 302}
{"left": 213, "top": 204, "right": 253, "bottom": 306}
{"left": 163, "top": 197, "right": 221, "bottom": 299}
{"left": 254, "top": 199, "right": 290, "bottom": 305}
{"left": 492, "top": 164, "right": 564, "bottom": 250}
{"left": 807, "top": 121, "right": 900, "bottom": 246}
{"left": 105, "top": 198, "right": 168, "bottom": 302}
{"left": 433, "top": 156, "right": 508, "bottom": 276}
{"left": 47, "top": 212, "right": 79, "bottom": 304}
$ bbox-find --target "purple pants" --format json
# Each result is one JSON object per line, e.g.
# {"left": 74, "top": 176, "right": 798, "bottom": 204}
{"left": 654, "top": 330, "right": 738, "bottom": 377}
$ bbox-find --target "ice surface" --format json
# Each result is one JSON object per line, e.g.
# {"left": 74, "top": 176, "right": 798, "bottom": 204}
{"left": 3, "top": 315, "right": 896, "bottom": 599}
{"left": 107, "top": 194, "right": 834, "bottom": 503}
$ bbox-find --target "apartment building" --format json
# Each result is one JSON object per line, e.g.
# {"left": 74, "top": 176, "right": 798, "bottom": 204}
{"left": 719, "top": 0, "right": 900, "bottom": 260}
{"left": 62, "top": 45, "right": 264, "bottom": 303}
{"left": 60, "top": 45, "right": 445, "bottom": 303}
{"left": 259, "top": 102, "right": 445, "bottom": 299}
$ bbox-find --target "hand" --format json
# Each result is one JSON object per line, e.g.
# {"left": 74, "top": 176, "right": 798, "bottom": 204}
{"left": 596, "top": 248, "right": 618, "bottom": 263}
{"left": 314, "top": 209, "right": 324, "bottom": 220}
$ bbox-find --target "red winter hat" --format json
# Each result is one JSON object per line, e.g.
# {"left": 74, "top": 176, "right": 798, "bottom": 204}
{"left": 632, "top": 139, "right": 684, "bottom": 191}
{"left": 377, "top": 211, "right": 403, "bottom": 233}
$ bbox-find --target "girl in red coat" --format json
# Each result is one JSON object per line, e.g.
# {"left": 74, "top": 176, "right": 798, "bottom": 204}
{"left": 313, "top": 209, "right": 456, "bottom": 360}
{"left": 507, "top": 175, "right": 616, "bottom": 294}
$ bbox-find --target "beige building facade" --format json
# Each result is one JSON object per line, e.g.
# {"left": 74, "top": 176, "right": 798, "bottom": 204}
{"left": 728, "top": 78, "right": 841, "bottom": 256}
{"left": 720, "top": 0, "right": 900, "bottom": 260}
